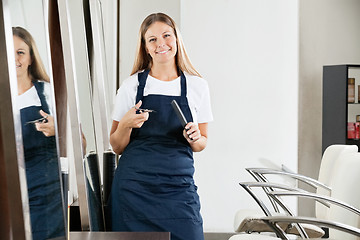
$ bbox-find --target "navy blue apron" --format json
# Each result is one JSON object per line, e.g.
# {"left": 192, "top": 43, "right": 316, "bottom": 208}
{"left": 20, "top": 80, "right": 65, "bottom": 240}
{"left": 109, "top": 70, "right": 204, "bottom": 240}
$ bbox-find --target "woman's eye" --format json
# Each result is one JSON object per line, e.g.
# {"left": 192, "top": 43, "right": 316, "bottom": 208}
{"left": 17, "top": 51, "right": 25, "bottom": 55}
{"left": 149, "top": 38, "right": 155, "bottom": 42}
{"left": 164, "top": 34, "right": 171, "bottom": 38}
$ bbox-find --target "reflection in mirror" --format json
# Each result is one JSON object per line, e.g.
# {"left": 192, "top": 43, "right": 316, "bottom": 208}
{"left": 88, "top": 0, "right": 118, "bottom": 230}
{"left": 9, "top": 0, "right": 66, "bottom": 239}
{"left": 58, "top": 0, "right": 105, "bottom": 231}
{"left": 0, "top": 0, "right": 31, "bottom": 238}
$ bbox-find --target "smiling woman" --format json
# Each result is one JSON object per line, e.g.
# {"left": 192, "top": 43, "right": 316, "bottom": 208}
{"left": 109, "top": 12, "right": 213, "bottom": 240}
{"left": 13, "top": 26, "right": 65, "bottom": 240}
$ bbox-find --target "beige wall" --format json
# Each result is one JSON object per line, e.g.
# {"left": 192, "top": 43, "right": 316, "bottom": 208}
{"left": 299, "top": 0, "right": 360, "bottom": 215}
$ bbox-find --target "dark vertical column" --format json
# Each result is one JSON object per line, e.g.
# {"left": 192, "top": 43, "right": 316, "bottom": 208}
{"left": 49, "top": 0, "right": 67, "bottom": 157}
{"left": 322, "top": 65, "right": 348, "bottom": 153}
{"left": 0, "top": 117, "right": 11, "bottom": 240}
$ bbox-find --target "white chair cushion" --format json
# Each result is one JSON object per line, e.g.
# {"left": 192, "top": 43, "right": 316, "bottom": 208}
{"left": 229, "top": 233, "right": 280, "bottom": 240}
{"left": 236, "top": 215, "right": 324, "bottom": 238}
{"left": 316, "top": 145, "right": 358, "bottom": 219}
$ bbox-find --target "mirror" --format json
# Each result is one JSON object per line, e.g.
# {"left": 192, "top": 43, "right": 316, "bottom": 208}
{"left": 57, "top": 0, "right": 105, "bottom": 231}
{"left": 6, "top": 0, "right": 66, "bottom": 239}
{"left": 88, "top": 0, "right": 118, "bottom": 230}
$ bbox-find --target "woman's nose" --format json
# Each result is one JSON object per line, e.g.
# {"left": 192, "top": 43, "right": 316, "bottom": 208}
{"left": 157, "top": 39, "right": 165, "bottom": 47}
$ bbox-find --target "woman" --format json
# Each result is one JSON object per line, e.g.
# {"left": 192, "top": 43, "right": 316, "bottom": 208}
{"left": 13, "top": 26, "right": 65, "bottom": 240}
{"left": 109, "top": 13, "right": 213, "bottom": 240}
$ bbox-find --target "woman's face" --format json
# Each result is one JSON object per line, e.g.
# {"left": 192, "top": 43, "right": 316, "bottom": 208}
{"left": 144, "top": 21, "right": 177, "bottom": 65}
{"left": 13, "top": 35, "right": 32, "bottom": 79}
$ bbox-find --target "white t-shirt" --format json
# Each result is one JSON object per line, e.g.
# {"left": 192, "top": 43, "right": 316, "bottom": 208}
{"left": 112, "top": 72, "right": 213, "bottom": 124}
{"left": 16, "top": 81, "right": 54, "bottom": 115}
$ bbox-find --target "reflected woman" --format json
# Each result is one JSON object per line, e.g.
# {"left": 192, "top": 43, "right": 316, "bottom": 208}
{"left": 13, "top": 26, "right": 65, "bottom": 240}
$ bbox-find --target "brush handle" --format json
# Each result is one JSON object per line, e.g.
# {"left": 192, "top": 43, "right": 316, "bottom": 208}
{"left": 171, "top": 100, "right": 188, "bottom": 128}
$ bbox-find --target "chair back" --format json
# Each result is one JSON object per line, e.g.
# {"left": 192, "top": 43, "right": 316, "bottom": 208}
{"left": 329, "top": 152, "right": 360, "bottom": 240}
{"left": 316, "top": 144, "right": 358, "bottom": 219}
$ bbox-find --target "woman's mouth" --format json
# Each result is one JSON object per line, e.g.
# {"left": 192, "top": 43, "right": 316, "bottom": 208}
{"left": 156, "top": 49, "right": 170, "bottom": 54}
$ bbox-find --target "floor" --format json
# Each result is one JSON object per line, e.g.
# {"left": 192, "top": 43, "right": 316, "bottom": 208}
{"left": 204, "top": 232, "right": 235, "bottom": 240}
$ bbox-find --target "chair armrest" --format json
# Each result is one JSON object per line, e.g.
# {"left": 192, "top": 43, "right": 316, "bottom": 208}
{"left": 238, "top": 182, "right": 327, "bottom": 238}
{"left": 240, "top": 182, "right": 331, "bottom": 216}
{"left": 246, "top": 168, "right": 331, "bottom": 192}
{"left": 261, "top": 216, "right": 360, "bottom": 238}
{"left": 269, "top": 191, "right": 360, "bottom": 216}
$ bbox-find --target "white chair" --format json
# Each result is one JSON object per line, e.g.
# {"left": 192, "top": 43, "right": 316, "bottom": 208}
{"left": 247, "top": 144, "right": 358, "bottom": 219}
{"left": 233, "top": 145, "right": 358, "bottom": 238}
{"left": 229, "top": 216, "right": 360, "bottom": 240}
{"left": 232, "top": 151, "right": 360, "bottom": 240}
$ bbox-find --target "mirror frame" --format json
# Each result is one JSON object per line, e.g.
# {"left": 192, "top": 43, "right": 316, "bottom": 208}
{"left": 57, "top": 0, "right": 91, "bottom": 231}
{"left": 89, "top": 0, "right": 111, "bottom": 151}
{"left": 1, "top": 0, "right": 34, "bottom": 238}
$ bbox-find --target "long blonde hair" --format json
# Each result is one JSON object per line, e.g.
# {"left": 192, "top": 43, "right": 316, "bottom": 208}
{"left": 131, "top": 13, "right": 201, "bottom": 77}
{"left": 12, "top": 26, "right": 50, "bottom": 82}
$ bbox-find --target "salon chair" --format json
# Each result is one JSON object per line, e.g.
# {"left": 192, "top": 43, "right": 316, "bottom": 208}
{"left": 231, "top": 150, "right": 360, "bottom": 239}
{"left": 233, "top": 144, "right": 358, "bottom": 237}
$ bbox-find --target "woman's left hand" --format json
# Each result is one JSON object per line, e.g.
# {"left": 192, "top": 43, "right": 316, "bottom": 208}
{"left": 35, "top": 110, "right": 55, "bottom": 137}
{"left": 183, "top": 122, "right": 201, "bottom": 143}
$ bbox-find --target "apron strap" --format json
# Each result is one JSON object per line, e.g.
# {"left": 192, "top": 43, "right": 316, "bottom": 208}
{"left": 136, "top": 69, "right": 150, "bottom": 104}
{"left": 135, "top": 69, "right": 187, "bottom": 104}
{"left": 180, "top": 71, "right": 187, "bottom": 103}
{"left": 32, "top": 80, "right": 50, "bottom": 114}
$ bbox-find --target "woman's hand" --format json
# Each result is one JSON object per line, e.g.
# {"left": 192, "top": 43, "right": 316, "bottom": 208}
{"left": 110, "top": 100, "right": 149, "bottom": 154}
{"left": 183, "top": 122, "right": 208, "bottom": 152}
{"left": 183, "top": 122, "right": 201, "bottom": 143}
{"left": 120, "top": 100, "right": 149, "bottom": 129}
{"left": 35, "top": 110, "right": 55, "bottom": 137}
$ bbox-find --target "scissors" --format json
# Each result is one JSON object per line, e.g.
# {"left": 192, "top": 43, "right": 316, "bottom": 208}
{"left": 135, "top": 106, "right": 156, "bottom": 113}
{"left": 25, "top": 115, "right": 49, "bottom": 125}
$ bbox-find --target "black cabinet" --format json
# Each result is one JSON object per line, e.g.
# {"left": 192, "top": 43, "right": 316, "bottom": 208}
{"left": 322, "top": 64, "right": 360, "bottom": 153}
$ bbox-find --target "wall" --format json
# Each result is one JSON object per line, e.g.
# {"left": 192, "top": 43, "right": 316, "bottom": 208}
{"left": 119, "top": 0, "right": 180, "bottom": 83}
{"left": 298, "top": 0, "right": 360, "bottom": 216}
{"left": 119, "top": 0, "right": 299, "bottom": 232}
{"left": 8, "top": 0, "right": 49, "bottom": 73}
{"left": 180, "top": 0, "right": 299, "bottom": 232}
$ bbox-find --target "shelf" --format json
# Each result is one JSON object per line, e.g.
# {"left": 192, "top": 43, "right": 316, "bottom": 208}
{"left": 323, "top": 64, "right": 360, "bottom": 153}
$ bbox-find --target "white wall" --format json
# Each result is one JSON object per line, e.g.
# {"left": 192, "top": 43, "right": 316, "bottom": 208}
{"left": 180, "top": 0, "right": 299, "bottom": 232}
{"left": 298, "top": 0, "right": 360, "bottom": 216}
{"left": 119, "top": 0, "right": 299, "bottom": 232}
{"left": 119, "top": 0, "right": 180, "bottom": 83}
{"left": 8, "top": 0, "right": 49, "bottom": 76}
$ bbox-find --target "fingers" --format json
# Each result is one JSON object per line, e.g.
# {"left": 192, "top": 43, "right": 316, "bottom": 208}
{"left": 35, "top": 112, "right": 55, "bottom": 136}
{"left": 184, "top": 122, "right": 201, "bottom": 142}
{"left": 39, "top": 110, "right": 49, "bottom": 118}
{"left": 35, "top": 122, "right": 52, "bottom": 136}
{"left": 134, "top": 100, "right": 142, "bottom": 109}
{"left": 132, "top": 112, "right": 149, "bottom": 128}
{"left": 122, "top": 104, "right": 149, "bottom": 129}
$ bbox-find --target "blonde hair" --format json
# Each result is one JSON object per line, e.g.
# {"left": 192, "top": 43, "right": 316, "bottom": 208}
{"left": 12, "top": 26, "right": 50, "bottom": 82}
{"left": 131, "top": 13, "right": 201, "bottom": 77}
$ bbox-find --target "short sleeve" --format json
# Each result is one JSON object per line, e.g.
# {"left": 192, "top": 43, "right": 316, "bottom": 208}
{"left": 196, "top": 80, "right": 213, "bottom": 123}
{"left": 112, "top": 75, "right": 138, "bottom": 121}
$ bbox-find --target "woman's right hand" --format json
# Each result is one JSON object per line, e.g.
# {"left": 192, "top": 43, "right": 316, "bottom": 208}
{"left": 110, "top": 100, "right": 149, "bottom": 154}
{"left": 120, "top": 100, "right": 149, "bottom": 129}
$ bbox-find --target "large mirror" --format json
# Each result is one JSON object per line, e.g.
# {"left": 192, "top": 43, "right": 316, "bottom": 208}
{"left": 57, "top": 0, "right": 107, "bottom": 232}
{"left": 6, "top": 0, "right": 67, "bottom": 239}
